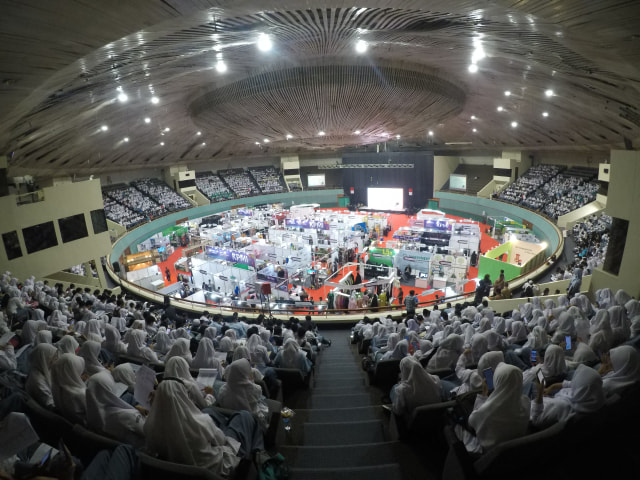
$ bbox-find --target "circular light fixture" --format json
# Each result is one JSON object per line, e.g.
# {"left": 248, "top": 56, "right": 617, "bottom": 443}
{"left": 144, "top": 117, "right": 151, "bottom": 124}
{"left": 504, "top": 90, "right": 511, "bottom": 96}
{"left": 255, "top": 142, "right": 260, "bottom": 145}
{"left": 117, "top": 92, "right": 128, "bottom": 102}
{"left": 542, "top": 111, "right": 549, "bottom": 117}
{"left": 201, "top": 142, "right": 206, "bottom": 146}
{"left": 472, "top": 128, "right": 477, "bottom": 133}
{"left": 355, "top": 39, "right": 368, "bottom": 53}
{"left": 197, "top": 131, "right": 202, "bottom": 135}
{"left": 468, "top": 64, "right": 478, "bottom": 73}
{"left": 257, "top": 33, "right": 272, "bottom": 52}
{"left": 395, "top": 134, "right": 401, "bottom": 139}
{"left": 286, "top": 134, "right": 293, "bottom": 140}
{"left": 511, "top": 121, "right": 518, "bottom": 128}
{"left": 151, "top": 96, "right": 159, "bottom": 104}
{"left": 354, "top": 130, "right": 361, "bottom": 135}
{"left": 428, "top": 130, "right": 434, "bottom": 136}
{"left": 216, "top": 60, "right": 227, "bottom": 73}
{"left": 318, "top": 131, "right": 325, "bottom": 136}
{"left": 123, "top": 137, "right": 129, "bottom": 142}
{"left": 101, "top": 125, "right": 108, "bottom": 131}
{"left": 545, "top": 89, "right": 554, "bottom": 97}
{"left": 263, "top": 138, "right": 270, "bottom": 143}
{"left": 497, "top": 106, "right": 504, "bottom": 112}
{"left": 160, "top": 141, "right": 165, "bottom": 146}
{"left": 470, "top": 115, "right": 476, "bottom": 120}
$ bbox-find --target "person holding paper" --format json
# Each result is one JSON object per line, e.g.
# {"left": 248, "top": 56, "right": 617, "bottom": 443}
{"left": 165, "top": 356, "right": 214, "bottom": 409}
{"left": 50, "top": 353, "right": 87, "bottom": 424}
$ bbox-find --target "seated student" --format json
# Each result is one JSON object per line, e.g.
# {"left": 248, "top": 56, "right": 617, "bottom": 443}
{"left": 391, "top": 356, "right": 443, "bottom": 416}
{"left": 217, "top": 358, "right": 270, "bottom": 427}
{"left": 86, "top": 371, "right": 146, "bottom": 448}
{"left": 26, "top": 343, "right": 58, "bottom": 408}
{"left": 600, "top": 345, "right": 640, "bottom": 397}
{"left": 165, "top": 356, "right": 215, "bottom": 410}
{"left": 165, "top": 337, "right": 193, "bottom": 365}
{"left": 51, "top": 353, "right": 87, "bottom": 424}
{"left": 274, "top": 339, "right": 312, "bottom": 375}
{"left": 455, "top": 363, "right": 531, "bottom": 454}
{"left": 126, "top": 329, "right": 160, "bottom": 364}
{"left": 77, "top": 340, "right": 107, "bottom": 376}
{"left": 144, "top": 379, "right": 263, "bottom": 477}
{"left": 380, "top": 339, "right": 410, "bottom": 362}
{"left": 522, "top": 345, "right": 568, "bottom": 397}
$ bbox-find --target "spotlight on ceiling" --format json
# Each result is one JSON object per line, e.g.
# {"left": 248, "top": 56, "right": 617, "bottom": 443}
{"left": 151, "top": 96, "right": 159, "bottom": 104}
{"left": 257, "top": 33, "right": 272, "bottom": 52}
{"left": 545, "top": 89, "right": 554, "bottom": 97}
{"left": 318, "top": 131, "right": 326, "bottom": 136}
{"left": 144, "top": 117, "right": 151, "bottom": 124}
{"left": 101, "top": 125, "right": 108, "bottom": 132}
{"left": 355, "top": 39, "right": 368, "bottom": 53}
{"left": 117, "top": 92, "right": 128, "bottom": 103}
{"left": 542, "top": 111, "right": 549, "bottom": 117}
{"left": 428, "top": 130, "right": 434, "bottom": 136}
{"left": 468, "top": 64, "right": 479, "bottom": 73}
{"left": 286, "top": 134, "right": 293, "bottom": 140}
{"left": 511, "top": 121, "right": 518, "bottom": 128}
{"left": 354, "top": 130, "right": 361, "bottom": 135}
{"left": 216, "top": 60, "right": 227, "bottom": 73}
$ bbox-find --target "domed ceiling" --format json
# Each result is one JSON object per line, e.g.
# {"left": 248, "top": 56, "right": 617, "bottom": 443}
{"left": 1, "top": 0, "right": 639, "bottom": 176}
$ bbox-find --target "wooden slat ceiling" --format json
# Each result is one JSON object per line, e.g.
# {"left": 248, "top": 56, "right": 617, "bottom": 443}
{"left": 1, "top": 0, "right": 639, "bottom": 176}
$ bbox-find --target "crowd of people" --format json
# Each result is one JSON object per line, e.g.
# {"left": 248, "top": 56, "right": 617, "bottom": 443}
{"left": 103, "top": 184, "right": 164, "bottom": 221}
{"left": 131, "top": 178, "right": 191, "bottom": 212}
{"left": 102, "top": 193, "right": 147, "bottom": 229}
{"left": 0, "top": 271, "right": 331, "bottom": 478}
{"left": 195, "top": 172, "right": 235, "bottom": 202}
{"left": 248, "top": 167, "right": 286, "bottom": 194}
{"left": 353, "top": 287, "right": 640, "bottom": 455}
{"left": 217, "top": 169, "right": 261, "bottom": 198}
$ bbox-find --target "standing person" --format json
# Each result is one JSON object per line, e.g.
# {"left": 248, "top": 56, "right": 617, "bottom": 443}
{"left": 404, "top": 290, "right": 418, "bottom": 318}
{"left": 493, "top": 270, "right": 505, "bottom": 296}
{"left": 165, "top": 267, "right": 171, "bottom": 283}
{"left": 397, "top": 288, "right": 404, "bottom": 307}
{"left": 567, "top": 262, "right": 584, "bottom": 299}
{"left": 474, "top": 274, "right": 492, "bottom": 304}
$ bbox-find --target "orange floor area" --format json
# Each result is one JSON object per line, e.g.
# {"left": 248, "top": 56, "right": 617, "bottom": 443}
{"left": 156, "top": 209, "right": 500, "bottom": 304}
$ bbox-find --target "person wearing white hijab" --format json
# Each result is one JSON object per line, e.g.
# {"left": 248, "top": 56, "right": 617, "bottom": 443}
{"left": 625, "top": 300, "right": 640, "bottom": 320}
{"left": 56, "top": 335, "right": 79, "bottom": 355}
{"left": 86, "top": 371, "right": 145, "bottom": 448}
{"left": 614, "top": 289, "right": 631, "bottom": 307}
{"left": 85, "top": 319, "right": 103, "bottom": 340}
{"left": 51, "top": 353, "right": 87, "bottom": 423}
{"left": 165, "top": 338, "right": 193, "bottom": 365}
{"left": 218, "top": 336, "right": 235, "bottom": 353}
{"left": 165, "top": 356, "right": 214, "bottom": 409}
{"left": 456, "top": 363, "right": 530, "bottom": 454}
{"left": 217, "top": 358, "right": 267, "bottom": 425}
{"left": 152, "top": 328, "right": 174, "bottom": 355}
{"left": 452, "top": 351, "right": 505, "bottom": 399}
{"left": 601, "top": 345, "right": 640, "bottom": 396}
{"left": 381, "top": 339, "right": 409, "bottom": 362}
{"left": 523, "top": 344, "right": 567, "bottom": 393}
{"left": 507, "top": 321, "right": 528, "bottom": 345}
{"left": 112, "top": 363, "right": 136, "bottom": 393}
{"left": 20, "top": 319, "right": 39, "bottom": 346}
{"left": 34, "top": 330, "right": 52, "bottom": 345}
{"left": 26, "top": 343, "right": 58, "bottom": 408}
{"left": 274, "top": 338, "right": 312, "bottom": 374}
{"left": 608, "top": 305, "right": 630, "bottom": 347}
{"left": 48, "top": 309, "right": 68, "bottom": 328}
{"left": 231, "top": 346, "right": 264, "bottom": 383}
{"left": 595, "top": 288, "right": 614, "bottom": 309}
{"left": 427, "top": 334, "right": 463, "bottom": 373}
{"left": 144, "top": 379, "right": 241, "bottom": 476}
{"left": 391, "top": 356, "right": 442, "bottom": 416}
{"left": 531, "top": 363, "right": 604, "bottom": 427}
{"left": 103, "top": 324, "right": 127, "bottom": 354}
{"left": 192, "top": 337, "right": 224, "bottom": 374}
{"left": 77, "top": 340, "right": 106, "bottom": 376}
{"left": 126, "top": 329, "right": 160, "bottom": 364}
{"left": 246, "top": 334, "right": 271, "bottom": 369}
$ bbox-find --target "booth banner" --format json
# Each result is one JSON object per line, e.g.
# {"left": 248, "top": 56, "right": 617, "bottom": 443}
{"left": 368, "top": 247, "right": 396, "bottom": 267}
{"left": 237, "top": 208, "right": 253, "bottom": 216}
{"left": 424, "top": 219, "right": 452, "bottom": 231}
{"left": 394, "top": 250, "right": 432, "bottom": 273}
{"left": 205, "top": 246, "right": 255, "bottom": 267}
{"left": 285, "top": 218, "right": 329, "bottom": 230}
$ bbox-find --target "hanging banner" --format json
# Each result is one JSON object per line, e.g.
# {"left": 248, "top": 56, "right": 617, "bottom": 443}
{"left": 285, "top": 218, "right": 330, "bottom": 230}
{"left": 424, "top": 219, "right": 452, "bottom": 231}
{"left": 205, "top": 246, "right": 255, "bottom": 267}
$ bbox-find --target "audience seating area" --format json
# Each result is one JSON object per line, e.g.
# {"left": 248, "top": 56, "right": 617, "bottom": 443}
{"left": 249, "top": 166, "right": 287, "bottom": 194}
{"left": 102, "top": 183, "right": 163, "bottom": 225}
{"left": 131, "top": 178, "right": 192, "bottom": 212}
{"left": 499, "top": 164, "right": 599, "bottom": 219}
{"left": 195, "top": 172, "right": 235, "bottom": 202}
{"left": 217, "top": 168, "right": 261, "bottom": 198}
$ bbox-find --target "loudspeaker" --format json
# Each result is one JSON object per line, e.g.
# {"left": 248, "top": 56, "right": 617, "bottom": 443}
{"left": 261, "top": 283, "right": 272, "bottom": 295}
{"left": 112, "top": 262, "right": 120, "bottom": 273}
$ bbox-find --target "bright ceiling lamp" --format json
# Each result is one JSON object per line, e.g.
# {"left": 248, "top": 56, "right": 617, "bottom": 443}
{"left": 257, "top": 33, "right": 272, "bottom": 52}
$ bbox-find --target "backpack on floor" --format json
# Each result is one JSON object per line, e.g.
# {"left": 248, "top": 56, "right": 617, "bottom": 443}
{"left": 257, "top": 452, "right": 289, "bottom": 480}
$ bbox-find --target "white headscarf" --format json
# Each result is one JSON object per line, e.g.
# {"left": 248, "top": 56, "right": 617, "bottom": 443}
{"left": 112, "top": 363, "right": 136, "bottom": 390}
{"left": 192, "top": 337, "right": 222, "bottom": 370}
{"left": 56, "top": 335, "right": 79, "bottom": 355}
{"left": 165, "top": 338, "right": 193, "bottom": 365}
{"left": 218, "top": 336, "right": 235, "bottom": 353}
{"left": 153, "top": 329, "right": 174, "bottom": 354}
{"left": 126, "top": 329, "right": 159, "bottom": 363}
{"left": 103, "top": 324, "right": 126, "bottom": 354}
{"left": 50, "top": 353, "right": 87, "bottom": 423}
{"left": 144, "top": 379, "right": 239, "bottom": 475}
{"left": 77, "top": 340, "right": 106, "bottom": 375}
{"left": 392, "top": 356, "right": 441, "bottom": 415}
{"left": 218, "top": 358, "right": 263, "bottom": 415}
{"left": 540, "top": 345, "right": 567, "bottom": 379}
{"left": 427, "top": 334, "right": 463, "bottom": 372}
{"left": 468, "top": 363, "right": 530, "bottom": 451}
{"left": 26, "top": 343, "right": 58, "bottom": 407}
{"left": 246, "top": 334, "right": 270, "bottom": 367}
{"left": 507, "top": 321, "right": 528, "bottom": 344}
{"left": 35, "top": 330, "right": 52, "bottom": 345}
{"left": 614, "top": 289, "right": 631, "bottom": 307}
{"left": 602, "top": 345, "right": 640, "bottom": 395}
{"left": 21, "top": 320, "right": 39, "bottom": 345}
{"left": 165, "top": 356, "right": 212, "bottom": 409}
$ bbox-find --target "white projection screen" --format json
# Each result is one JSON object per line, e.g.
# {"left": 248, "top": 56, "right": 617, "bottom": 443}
{"left": 307, "top": 174, "right": 326, "bottom": 187}
{"left": 367, "top": 187, "right": 404, "bottom": 211}
{"left": 449, "top": 174, "right": 467, "bottom": 191}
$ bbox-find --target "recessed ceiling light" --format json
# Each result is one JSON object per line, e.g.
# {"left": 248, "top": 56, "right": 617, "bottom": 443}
{"left": 144, "top": 117, "right": 151, "bottom": 124}
{"left": 197, "top": 131, "right": 202, "bottom": 135}
{"left": 318, "top": 131, "right": 325, "bottom": 136}
{"left": 124, "top": 137, "right": 129, "bottom": 142}
{"left": 286, "top": 134, "right": 293, "bottom": 140}
{"left": 354, "top": 130, "right": 361, "bottom": 135}
{"left": 160, "top": 141, "right": 165, "bottom": 146}
{"left": 164, "top": 127, "right": 170, "bottom": 132}
{"left": 472, "top": 128, "right": 477, "bottom": 133}
{"left": 151, "top": 96, "right": 159, "bottom": 104}
{"left": 428, "top": 130, "right": 434, "bottom": 136}
{"left": 497, "top": 106, "right": 504, "bottom": 112}
{"left": 395, "top": 134, "right": 401, "bottom": 139}
{"left": 470, "top": 115, "right": 476, "bottom": 120}
{"left": 257, "top": 33, "right": 272, "bottom": 52}
{"left": 263, "top": 139, "right": 270, "bottom": 143}
{"left": 468, "top": 64, "right": 478, "bottom": 73}
{"left": 255, "top": 142, "right": 260, "bottom": 145}
{"left": 355, "top": 40, "right": 368, "bottom": 53}
{"left": 216, "top": 60, "right": 227, "bottom": 73}
{"left": 545, "top": 89, "right": 554, "bottom": 97}
{"left": 504, "top": 90, "right": 511, "bottom": 96}
{"left": 201, "top": 142, "right": 206, "bottom": 146}
{"left": 511, "top": 121, "right": 518, "bottom": 128}
{"left": 542, "top": 111, "right": 549, "bottom": 117}
{"left": 101, "top": 125, "right": 108, "bottom": 131}
{"left": 117, "top": 92, "right": 128, "bottom": 102}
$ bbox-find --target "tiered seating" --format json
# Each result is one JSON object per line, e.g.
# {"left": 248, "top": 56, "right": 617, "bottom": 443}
{"left": 131, "top": 178, "right": 191, "bottom": 212}
{"left": 195, "top": 171, "right": 235, "bottom": 202}
{"left": 102, "top": 193, "right": 146, "bottom": 228}
{"left": 217, "top": 168, "right": 260, "bottom": 198}
{"left": 498, "top": 164, "right": 563, "bottom": 205}
{"left": 248, "top": 166, "right": 286, "bottom": 194}
{"left": 103, "top": 184, "right": 164, "bottom": 220}
{"left": 541, "top": 175, "right": 599, "bottom": 219}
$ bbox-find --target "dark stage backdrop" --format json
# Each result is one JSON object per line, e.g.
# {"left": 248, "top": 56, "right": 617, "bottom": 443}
{"left": 341, "top": 152, "right": 434, "bottom": 211}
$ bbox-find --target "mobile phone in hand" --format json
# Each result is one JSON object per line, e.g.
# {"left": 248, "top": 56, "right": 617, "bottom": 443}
{"left": 536, "top": 369, "right": 545, "bottom": 387}
{"left": 483, "top": 367, "right": 494, "bottom": 391}
{"left": 530, "top": 350, "right": 537, "bottom": 363}
{"left": 565, "top": 336, "right": 572, "bottom": 350}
